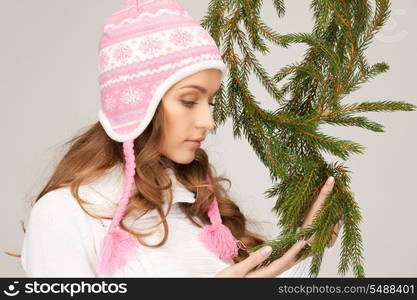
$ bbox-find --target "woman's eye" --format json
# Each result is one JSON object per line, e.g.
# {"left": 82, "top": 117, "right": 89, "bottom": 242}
{"left": 181, "top": 100, "right": 197, "bottom": 107}
{"left": 181, "top": 100, "right": 216, "bottom": 108}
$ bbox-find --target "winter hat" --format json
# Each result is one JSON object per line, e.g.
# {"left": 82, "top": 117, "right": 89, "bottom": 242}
{"left": 96, "top": 0, "right": 242, "bottom": 276}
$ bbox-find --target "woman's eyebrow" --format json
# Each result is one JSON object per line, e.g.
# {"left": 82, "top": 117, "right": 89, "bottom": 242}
{"left": 179, "top": 85, "right": 219, "bottom": 97}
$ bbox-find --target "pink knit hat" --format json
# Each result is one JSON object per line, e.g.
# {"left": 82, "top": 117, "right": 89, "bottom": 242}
{"left": 96, "top": 0, "right": 242, "bottom": 276}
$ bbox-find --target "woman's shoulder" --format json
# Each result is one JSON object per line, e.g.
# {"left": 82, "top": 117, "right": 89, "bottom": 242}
{"left": 32, "top": 186, "right": 118, "bottom": 223}
{"left": 22, "top": 189, "right": 98, "bottom": 277}
{"left": 31, "top": 188, "right": 80, "bottom": 214}
{"left": 36, "top": 165, "right": 125, "bottom": 215}
{"left": 28, "top": 188, "right": 92, "bottom": 225}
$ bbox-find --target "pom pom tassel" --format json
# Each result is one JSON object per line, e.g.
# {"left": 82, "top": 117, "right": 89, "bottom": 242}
{"left": 198, "top": 177, "right": 242, "bottom": 260}
{"left": 198, "top": 219, "right": 240, "bottom": 260}
{"left": 96, "top": 228, "right": 138, "bottom": 276}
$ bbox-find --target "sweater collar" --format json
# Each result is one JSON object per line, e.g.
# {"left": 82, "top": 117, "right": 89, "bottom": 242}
{"left": 164, "top": 167, "right": 196, "bottom": 204}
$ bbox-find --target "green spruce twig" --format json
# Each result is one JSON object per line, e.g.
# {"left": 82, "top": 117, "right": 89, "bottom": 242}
{"left": 201, "top": 0, "right": 416, "bottom": 277}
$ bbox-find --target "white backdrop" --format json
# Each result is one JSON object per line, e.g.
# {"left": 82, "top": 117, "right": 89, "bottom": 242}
{"left": 1, "top": 0, "right": 416, "bottom": 277}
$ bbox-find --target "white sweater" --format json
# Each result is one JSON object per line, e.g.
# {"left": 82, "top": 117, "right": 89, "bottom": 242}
{"left": 20, "top": 165, "right": 312, "bottom": 277}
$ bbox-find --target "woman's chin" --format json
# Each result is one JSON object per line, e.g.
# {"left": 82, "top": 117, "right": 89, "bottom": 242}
{"left": 166, "top": 152, "right": 196, "bottom": 165}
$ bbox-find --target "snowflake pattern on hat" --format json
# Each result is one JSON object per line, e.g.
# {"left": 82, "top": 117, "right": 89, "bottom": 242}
{"left": 113, "top": 44, "right": 133, "bottom": 64}
{"left": 120, "top": 86, "right": 145, "bottom": 106}
{"left": 139, "top": 36, "right": 163, "bottom": 55}
{"left": 169, "top": 29, "right": 193, "bottom": 47}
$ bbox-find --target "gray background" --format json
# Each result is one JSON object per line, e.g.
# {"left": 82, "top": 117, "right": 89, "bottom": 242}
{"left": 1, "top": 0, "right": 416, "bottom": 277}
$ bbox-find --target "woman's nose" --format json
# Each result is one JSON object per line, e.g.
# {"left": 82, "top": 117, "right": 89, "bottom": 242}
{"left": 196, "top": 104, "right": 215, "bottom": 131}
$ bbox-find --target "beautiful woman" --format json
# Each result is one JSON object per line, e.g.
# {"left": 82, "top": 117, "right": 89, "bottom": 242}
{"left": 20, "top": 0, "right": 341, "bottom": 277}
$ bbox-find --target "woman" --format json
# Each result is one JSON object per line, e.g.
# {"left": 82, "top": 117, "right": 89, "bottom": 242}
{"left": 20, "top": 0, "right": 341, "bottom": 277}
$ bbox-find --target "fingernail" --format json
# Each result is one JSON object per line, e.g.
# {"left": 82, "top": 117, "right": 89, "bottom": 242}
{"left": 260, "top": 246, "right": 272, "bottom": 256}
{"left": 326, "top": 176, "right": 334, "bottom": 186}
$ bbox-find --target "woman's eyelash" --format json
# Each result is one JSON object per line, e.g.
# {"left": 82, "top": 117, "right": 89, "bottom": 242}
{"left": 181, "top": 100, "right": 215, "bottom": 107}
{"left": 181, "top": 100, "right": 196, "bottom": 107}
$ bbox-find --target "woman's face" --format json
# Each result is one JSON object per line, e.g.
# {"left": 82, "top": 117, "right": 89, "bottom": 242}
{"left": 159, "top": 68, "right": 222, "bottom": 164}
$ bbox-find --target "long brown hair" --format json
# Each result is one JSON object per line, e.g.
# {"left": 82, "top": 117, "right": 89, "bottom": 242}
{"left": 8, "top": 102, "right": 266, "bottom": 264}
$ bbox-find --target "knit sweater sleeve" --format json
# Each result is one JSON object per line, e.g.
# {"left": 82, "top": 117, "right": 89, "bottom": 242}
{"left": 20, "top": 189, "right": 98, "bottom": 277}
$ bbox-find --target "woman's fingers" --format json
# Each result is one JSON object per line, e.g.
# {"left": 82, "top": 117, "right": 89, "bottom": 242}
{"left": 246, "top": 240, "right": 307, "bottom": 277}
{"left": 215, "top": 245, "right": 275, "bottom": 277}
{"left": 232, "top": 245, "right": 273, "bottom": 276}
{"left": 301, "top": 176, "right": 335, "bottom": 228}
{"left": 298, "top": 176, "right": 344, "bottom": 249}
{"left": 303, "top": 218, "right": 343, "bottom": 249}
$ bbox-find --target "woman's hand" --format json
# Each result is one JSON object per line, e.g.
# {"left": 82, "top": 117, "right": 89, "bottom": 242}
{"left": 214, "top": 240, "right": 308, "bottom": 277}
{"left": 214, "top": 176, "right": 343, "bottom": 277}
{"left": 300, "top": 176, "right": 343, "bottom": 248}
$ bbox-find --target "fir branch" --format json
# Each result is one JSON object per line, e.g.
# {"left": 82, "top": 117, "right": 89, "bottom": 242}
{"left": 200, "top": 0, "right": 228, "bottom": 44}
{"left": 310, "top": 0, "right": 332, "bottom": 31}
{"left": 296, "top": 129, "right": 365, "bottom": 160}
{"left": 202, "top": 0, "right": 415, "bottom": 277}
{"left": 272, "top": 0, "right": 285, "bottom": 17}
{"left": 281, "top": 32, "right": 344, "bottom": 82}
{"left": 281, "top": 169, "right": 317, "bottom": 229}
{"left": 211, "top": 82, "right": 228, "bottom": 134}
{"left": 316, "top": 101, "right": 416, "bottom": 120}
{"left": 240, "top": 0, "right": 270, "bottom": 54}
{"left": 319, "top": 114, "right": 385, "bottom": 132}
{"left": 360, "top": 0, "right": 391, "bottom": 51}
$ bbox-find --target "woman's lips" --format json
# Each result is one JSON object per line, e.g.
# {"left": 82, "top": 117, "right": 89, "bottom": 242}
{"left": 185, "top": 140, "right": 201, "bottom": 148}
